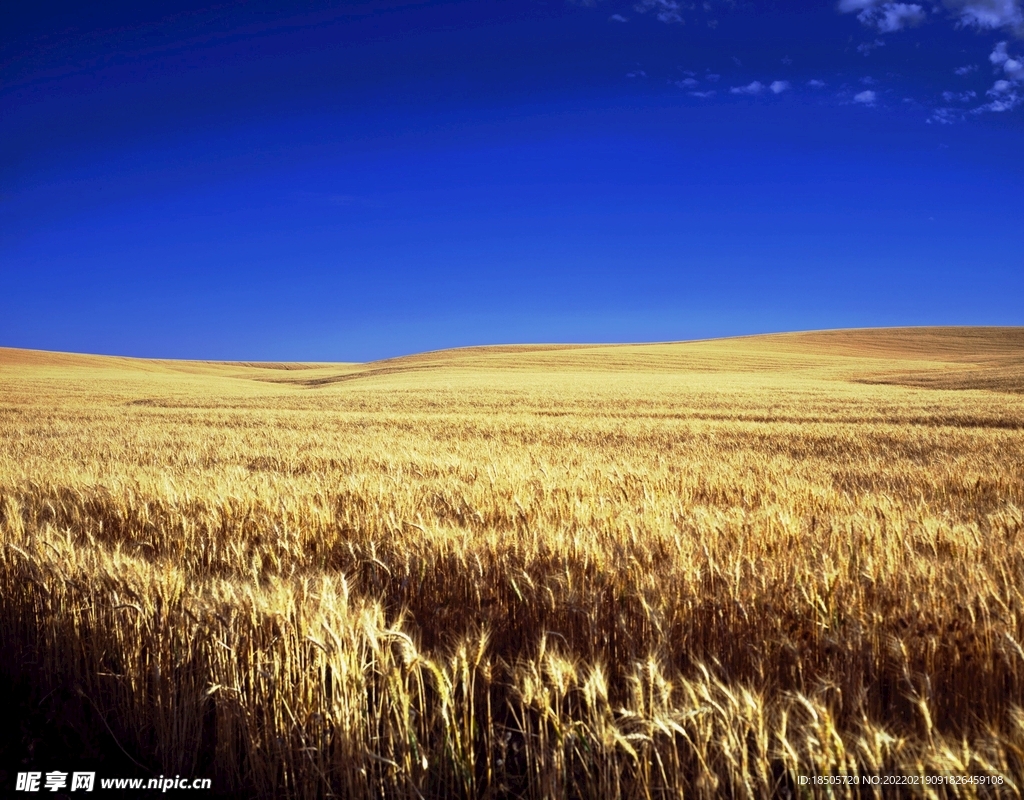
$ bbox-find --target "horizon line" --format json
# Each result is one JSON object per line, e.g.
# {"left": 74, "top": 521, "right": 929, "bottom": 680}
{"left": 3, "top": 324, "right": 1022, "bottom": 367}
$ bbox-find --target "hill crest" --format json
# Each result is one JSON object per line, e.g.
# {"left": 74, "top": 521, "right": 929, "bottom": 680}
{"left": 3, "top": 327, "right": 1022, "bottom": 394}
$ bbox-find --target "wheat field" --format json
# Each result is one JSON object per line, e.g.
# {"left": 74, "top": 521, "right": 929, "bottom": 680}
{"left": 2, "top": 327, "right": 1024, "bottom": 798}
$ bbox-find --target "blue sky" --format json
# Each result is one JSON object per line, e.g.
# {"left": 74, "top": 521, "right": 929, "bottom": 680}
{"left": 2, "top": 0, "right": 1022, "bottom": 360}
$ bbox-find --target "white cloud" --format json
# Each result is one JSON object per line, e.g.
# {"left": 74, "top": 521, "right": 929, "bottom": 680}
{"left": 842, "top": 0, "right": 927, "bottom": 31}
{"left": 954, "top": 64, "right": 978, "bottom": 74}
{"left": 689, "top": 90, "right": 717, "bottom": 97}
{"left": 807, "top": 79, "right": 828, "bottom": 87}
{"left": 861, "top": 75, "right": 878, "bottom": 83}
{"left": 854, "top": 89, "right": 878, "bottom": 103}
{"left": 609, "top": 13, "right": 629, "bottom": 21}
{"left": 991, "top": 40, "right": 1011, "bottom": 62}
{"left": 633, "top": 0, "right": 685, "bottom": 23}
{"left": 978, "top": 42, "right": 1024, "bottom": 108}
{"left": 944, "top": 0, "right": 1024, "bottom": 31}
{"left": 979, "top": 94, "right": 1022, "bottom": 109}
{"left": 626, "top": 70, "right": 647, "bottom": 78}
{"left": 886, "top": 2, "right": 928, "bottom": 28}
{"left": 876, "top": 2, "right": 928, "bottom": 30}
{"left": 676, "top": 77, "right": 700, "bottom": 87}
{"left": 728, "top": 80, "right": 791, "bottom": 95}
{"left": 705, "top": 73, "right": 721, "bottom": 82}
{"left": 942, "top": 89, "right": 978, "bottom": 100}
{"left": 973, "top": 75, "right": 1023, "bottom": 109}
{"left": 975, "top": 80, "right": 1022, "bottom": 110}
{"left": 840, "top": 0, "right": 1024, "bottom": 34}
{"left": 857, "top": 38, "right": 886, "bottom": 53}
{"left": 731, "top": 81, "right": 765, "bottom": 94}
{"left": 991, "top": 41, "right": 1024, "bottom": 77}
{"left": 928, "top": 106, "right": 962, "bottom": 122}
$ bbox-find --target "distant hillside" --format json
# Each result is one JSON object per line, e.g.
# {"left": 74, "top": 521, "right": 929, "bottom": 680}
{"left": 3, "top": 326, "right": 1022, "bottom": 393}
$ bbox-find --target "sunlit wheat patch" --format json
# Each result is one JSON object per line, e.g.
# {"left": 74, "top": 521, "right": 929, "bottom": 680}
{"left": 2, "top": 328, "right": 1023, "bottom": 798}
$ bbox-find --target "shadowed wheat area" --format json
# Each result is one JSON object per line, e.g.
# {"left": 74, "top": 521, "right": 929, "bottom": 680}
{"left": 2, "top": 327, "right": 1024, "bottom": 798}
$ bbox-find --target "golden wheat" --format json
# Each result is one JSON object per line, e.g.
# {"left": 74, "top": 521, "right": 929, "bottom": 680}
{"left": 2, "top": 328, "right": 1024, "bottom": 798}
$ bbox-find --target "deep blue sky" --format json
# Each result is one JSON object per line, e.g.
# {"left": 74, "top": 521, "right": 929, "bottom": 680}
{"left": 2, "top": 0, "right": 1022, "bottom": 360}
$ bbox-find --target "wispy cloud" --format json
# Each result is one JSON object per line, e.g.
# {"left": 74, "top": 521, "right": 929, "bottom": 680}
{"left": 633, "top": 0, "right": 685, "bottom": 23}
{"left": 728, "top": 80, "right": 791, "bottom": 95}
{"left": 840, "top": 0, "right": 1024, "bottom": 34}
{"left": 942, "top": 89, "right": 978, "bottom": 100}
{"left": 975, "top": 41, "right": 1024, "bottom": 110}
{"left": 857, "top": 38, "right": 886, "bottom": 53}
{"left": 928, "top": 106, "right": 962, "bottom": 122}
{"left": 586, "top": 0, "right": 1023, "bottom": 120}
{"left": 945, "top": 0, "right": 1024, "bottom": 32}
{"left": 976, "top": 79, "right": 1022, "bottom": 109}
{"left": 832, "top": 0, "right": 1024, "bottom": 117}
{"left": 731, "top": 81, "right": 765, "bottom": 94}
{"left": 991, "top": 40, "right": 1024, "bottom": 78}
{"left": 841, "top": 0, "right": 927, "bottom": 31}
{"left": 859, "top": 2, "right": 928, "bottom": 31}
